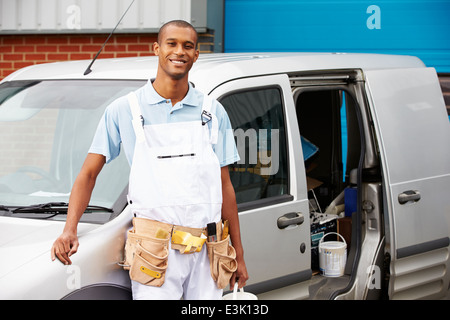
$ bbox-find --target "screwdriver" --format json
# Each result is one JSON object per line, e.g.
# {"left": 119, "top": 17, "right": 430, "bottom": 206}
{"left": 222, "top": 220, "right": 229, "bottom": 240}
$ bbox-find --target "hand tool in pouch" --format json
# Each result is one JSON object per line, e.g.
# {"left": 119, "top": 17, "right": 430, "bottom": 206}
{"left": 207, "top": 222, "right": 217, "bottom": 242}
{"left": 222, "top": 220, "right": 229, "bottom": 240}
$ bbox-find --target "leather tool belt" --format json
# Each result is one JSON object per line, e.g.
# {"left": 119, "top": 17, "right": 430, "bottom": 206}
{"left": 121, "top": 217, "right": 236, "bottom": 289}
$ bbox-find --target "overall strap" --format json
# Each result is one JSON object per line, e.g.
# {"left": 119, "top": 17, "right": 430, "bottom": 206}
{"left": 201, "top": 95, "right": 218, "bottom": 145}
{"left": 127, "top": 92, "right": 146, "bottom": 144}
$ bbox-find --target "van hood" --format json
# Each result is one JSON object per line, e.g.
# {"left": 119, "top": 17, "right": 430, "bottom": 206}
{"left": 0, "top": 216, "right": 97, "bottom": 279}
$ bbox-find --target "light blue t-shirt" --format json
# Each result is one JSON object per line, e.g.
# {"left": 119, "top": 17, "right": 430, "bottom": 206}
{"left": 89, "top": 80, "right": 240, "bottom": 167}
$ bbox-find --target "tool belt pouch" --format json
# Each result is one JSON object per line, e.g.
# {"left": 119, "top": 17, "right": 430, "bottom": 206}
{"left": 206, "top": 235, "right": 238, "bottom": 289}
{"left": 124, "top": 222, "right": 170, "bottom": 287}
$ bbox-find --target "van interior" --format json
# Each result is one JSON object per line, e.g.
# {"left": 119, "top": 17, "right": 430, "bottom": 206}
{"left": 294, "top": 87, "right": 356, "bottom": 297}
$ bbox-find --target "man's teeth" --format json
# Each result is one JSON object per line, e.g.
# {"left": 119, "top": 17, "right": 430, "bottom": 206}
{"left": 172, "top": 60, "right": 185, "bottom": 64}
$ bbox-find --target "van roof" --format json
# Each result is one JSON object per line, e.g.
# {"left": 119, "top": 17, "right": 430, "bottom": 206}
{"left": 3, "top": 52, "right": 426, "bottom": 92}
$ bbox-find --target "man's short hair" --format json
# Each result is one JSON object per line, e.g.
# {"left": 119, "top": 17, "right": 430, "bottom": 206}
{"left": 157, "top": 20, "right": 198, "bottom": 45}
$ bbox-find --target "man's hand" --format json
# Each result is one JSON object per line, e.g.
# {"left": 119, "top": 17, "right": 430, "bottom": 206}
{"left": 231, "top": 254, "right": 249, "bottom": 289}
{"left": 51, "top": 231, "right": 79, "bottom": 265}
{"left": 50, "top": 153, "right": 105, "bottom": 265}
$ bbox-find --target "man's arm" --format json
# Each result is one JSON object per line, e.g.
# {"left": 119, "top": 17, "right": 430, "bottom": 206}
{"left": 51, "top": 153, "right": 106, "bottom": 265}
{"left": 220, "top": 166, "right": 249, "bottom": 288}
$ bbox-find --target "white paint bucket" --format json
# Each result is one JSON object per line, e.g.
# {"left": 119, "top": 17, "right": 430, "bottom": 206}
{"left": 319, "top": 232, "right": 347, "bottom": 277}
{"left": 223, "top": 283, "right": 258, "bottom": 300}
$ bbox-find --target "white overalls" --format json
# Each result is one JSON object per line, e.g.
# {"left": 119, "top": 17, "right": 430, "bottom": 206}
{"left": 126, "top": 92, "right": 223, "bottom": 300}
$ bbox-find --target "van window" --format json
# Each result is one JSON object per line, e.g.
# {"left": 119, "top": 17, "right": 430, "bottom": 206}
{"left": 220, "top": 87, "right": 288, "bottom": 205}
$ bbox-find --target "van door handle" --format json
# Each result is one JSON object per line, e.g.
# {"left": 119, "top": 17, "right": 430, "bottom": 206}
{"left": 277, "top": 212, "right": 304, "bottom": 229}
{"left": 398, "top": 190, "right": 421, "bottom": 204}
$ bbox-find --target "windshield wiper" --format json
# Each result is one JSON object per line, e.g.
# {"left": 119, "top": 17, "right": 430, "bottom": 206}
{"left": 0, "top": 205, "right": 12, "bottom": 213}
{"left": 11, "top": 202, "right": 113, "bottom": 214}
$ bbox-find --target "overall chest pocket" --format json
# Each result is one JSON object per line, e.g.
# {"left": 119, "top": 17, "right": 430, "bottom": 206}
{"left": 152, "top": 144, "right": 200, "bottom": 204}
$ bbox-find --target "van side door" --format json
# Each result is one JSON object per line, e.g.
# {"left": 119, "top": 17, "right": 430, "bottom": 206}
{"left": 209, "top": 74, "right": 312, "bottom": 298}
{"left": 365, "top": 67, "right": 450, "bottom": 299}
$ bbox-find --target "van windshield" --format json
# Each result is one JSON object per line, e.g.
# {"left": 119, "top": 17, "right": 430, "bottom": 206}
{"left": 0, "top": 79, "right": 144, "bottom": 221}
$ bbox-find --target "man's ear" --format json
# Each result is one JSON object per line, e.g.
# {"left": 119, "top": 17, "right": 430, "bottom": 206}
{"left": 194, "top": 48, "right": 199, "bottom": 62}
{"left": 152, "top": 42, "right": 160, "bottom": 55}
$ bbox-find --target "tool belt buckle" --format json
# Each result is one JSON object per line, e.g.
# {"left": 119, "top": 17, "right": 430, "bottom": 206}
{"left": 171, "top": 229, "right": 207, "bottom": 254}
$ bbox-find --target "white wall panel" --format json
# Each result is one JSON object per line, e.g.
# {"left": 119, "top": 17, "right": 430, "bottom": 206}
{"left": 0, "top": 0, "right": 208, "bottom": 33}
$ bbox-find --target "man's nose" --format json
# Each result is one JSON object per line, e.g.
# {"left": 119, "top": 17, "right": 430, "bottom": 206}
{"left": 174, "top": 44, "right": 185, "bottom": 55}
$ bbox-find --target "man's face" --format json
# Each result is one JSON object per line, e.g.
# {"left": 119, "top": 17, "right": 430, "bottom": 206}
{"left": 153, "top": 25, "right": 199, "bottom": 81}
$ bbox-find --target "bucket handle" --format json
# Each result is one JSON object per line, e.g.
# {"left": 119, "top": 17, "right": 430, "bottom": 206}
{"left": 232, "top": 282, "right": 244, "bottom": 300}
{"left": 319, "top": 232, "right": 346, "bottom": 245}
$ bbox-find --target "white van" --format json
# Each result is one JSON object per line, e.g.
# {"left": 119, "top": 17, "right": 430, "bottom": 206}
{"left": 1, "top": 52, "right": 449, "bottom": 300}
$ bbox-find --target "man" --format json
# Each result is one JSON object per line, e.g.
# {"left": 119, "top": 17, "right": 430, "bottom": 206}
{"left": 51, "top": 20, "right": 248, "bottom": 300}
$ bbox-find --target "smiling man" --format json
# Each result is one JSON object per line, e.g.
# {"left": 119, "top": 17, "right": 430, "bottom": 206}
{"left": 51, "top": 20, "right": 248, "bottom": 300}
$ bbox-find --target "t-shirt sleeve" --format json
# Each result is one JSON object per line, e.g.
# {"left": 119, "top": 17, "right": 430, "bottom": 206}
{"left": 212, "top": 100, "right": 240, "bottom": 167}
{"left": 88, "top": 100, "right": 122, "bottom": 164}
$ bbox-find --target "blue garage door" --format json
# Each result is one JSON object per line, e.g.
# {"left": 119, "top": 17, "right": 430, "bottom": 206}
{"left": 225, "top": 0, "right": 450, "bottom": 73}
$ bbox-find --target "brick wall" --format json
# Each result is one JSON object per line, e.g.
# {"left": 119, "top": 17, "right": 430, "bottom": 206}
{"left": 0, "top": 34, "right": 156, "bottom": 80}
{"left": 0, "top": 32, "right": 214, "bottom": 80}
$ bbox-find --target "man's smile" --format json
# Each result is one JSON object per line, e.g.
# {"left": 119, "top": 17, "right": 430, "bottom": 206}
{"left": 170, "top": 58, "right": 187, "bottom": 65}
